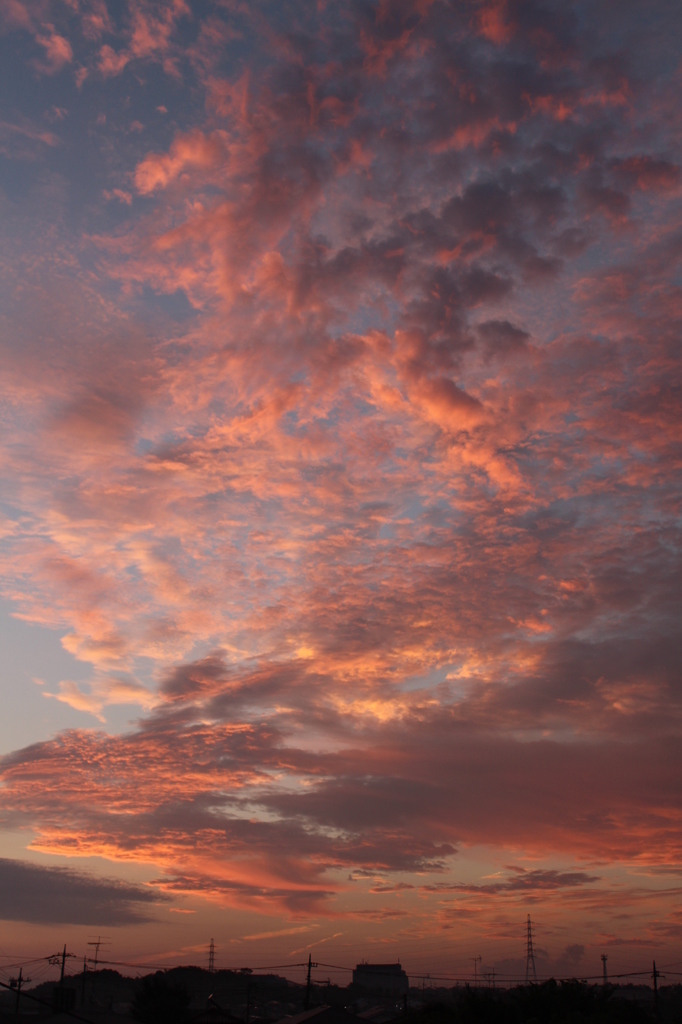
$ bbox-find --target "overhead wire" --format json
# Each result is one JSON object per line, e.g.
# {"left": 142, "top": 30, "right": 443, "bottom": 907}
{"left": 1, "top": 950, "right": 673, "bottom": 991}
{"left": 90, "top": 958, "right": 311, "bottom": 972}
{"left": 313, "top": 961, "right": 664, "bottom": 985}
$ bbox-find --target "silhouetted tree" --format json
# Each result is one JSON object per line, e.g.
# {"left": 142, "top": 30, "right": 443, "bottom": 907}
{"left": 402, "top": 982, "right": 654, "bottom": 1024}
{"left": 132, "top": 972, "right": 190, "bottom": 1024}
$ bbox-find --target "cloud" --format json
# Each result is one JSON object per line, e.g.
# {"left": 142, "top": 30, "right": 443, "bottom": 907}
{"left": 0, "top": 858, "right": 167, "bottom": 925}
{"left": 562, "top": 944, "right": 585, "bottom": 964}
{"left": 99, "top": 44, "right": 129, "bottom": 77}
{"left": 422, "top": 869, "right": 601, "bottom": 895}
{"left": 0, "top": 0, "right": 680, "bottom": 953}
{"left": 45, "top": 674, "right": 159, "bottom": 721}
{"left": 0, "top": 119, "right": 59, "bottom": 148}
{"left": 33, "top": 27, "right": 72, "bottom": 73}
{"left": 1, "top": 673, "right": 681, "bottom": 917}
{"left": 134, "top": 131, "right": 227, "bottom": 194}
{"left": 477, "top": 318, "right": 530, "bottom": 359}
{"left": 95, "top": 0, "right": 189, "bottom": 78}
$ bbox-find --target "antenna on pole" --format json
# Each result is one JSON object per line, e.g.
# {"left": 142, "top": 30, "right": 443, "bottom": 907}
{"left": 86, "top": 936, "right": 109, "bottom": 1004}
{"left": 525, "top": 915, "right": 537, "bottom": 983}
{"left": 87, "top": 936, "right": 109, "bottom": 971}
{"left": 601, "top": 955, "right": 608, "bottom": 986}
{"left": 209, "top": 939, "right": 215, "bottom": 973}
{"left": 468, "top": 957, "right": 481, "bottom": 985}
{"left": 483, "top": 968, "right": 496, "bottom": 989}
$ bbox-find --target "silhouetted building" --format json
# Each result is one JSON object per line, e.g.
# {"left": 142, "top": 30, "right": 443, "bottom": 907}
{"left": 352, "top": 965, "right": 408, "bottom": 996}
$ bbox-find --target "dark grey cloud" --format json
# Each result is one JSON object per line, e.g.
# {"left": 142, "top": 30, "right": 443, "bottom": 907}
{"left": 151, "top": 873, "right": 335, "bottom": 915}
{"left": 421, "top": 869, "right": 601, "bottom": 895}
{"left": 477, "top": 319, "right": 530, "bottom": 359}
{"left": 0, "top": 858, "right": 168, "bottom": 925}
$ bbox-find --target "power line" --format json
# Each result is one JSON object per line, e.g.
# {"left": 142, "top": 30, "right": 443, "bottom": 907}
{"left": 9, "top": 966, "right": 31, "bottom": 1014}
{"left": 0, "top": 977, "right": 96, "bottom": 1024}
{"left": 5, "top": 947, "right": 677, "bottom": 991}
{"left": 313, "top": 961, "right": 663, "bottom": 985}
{"left": 91, "top": 958, "right": 310, "bottom": 972}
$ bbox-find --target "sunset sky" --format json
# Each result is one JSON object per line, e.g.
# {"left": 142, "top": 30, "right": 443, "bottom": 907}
{"left": 1, "top": 0, "right": 681, "bottom": 986}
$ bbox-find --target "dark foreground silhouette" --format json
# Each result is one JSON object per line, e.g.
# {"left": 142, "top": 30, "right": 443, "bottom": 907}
{"left": 132, "top": 973, "right": 192, "bottom": 1024}
{"left": 4, "top": 967, "right": 681, "bottom": 1024}
{"left": 403, "top": 982, "right": 664, "bottom": 1024}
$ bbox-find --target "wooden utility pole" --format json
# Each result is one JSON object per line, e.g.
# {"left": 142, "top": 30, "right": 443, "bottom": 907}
{"left": 304, "top": 955, "right": 316, "bottom": 1010}
{"left": 13, "top": 967, "right": 30, "bottom": 1014}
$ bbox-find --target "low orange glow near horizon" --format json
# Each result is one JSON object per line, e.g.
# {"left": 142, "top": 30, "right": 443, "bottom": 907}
{"left": 0, "top": 0, "right": 681, "bottom": 985}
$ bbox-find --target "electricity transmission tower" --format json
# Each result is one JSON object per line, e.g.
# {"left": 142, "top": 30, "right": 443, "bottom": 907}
{"left": 525, "top": 915, "right": 537, "bottom": 983}
{"left": 209, "top": 939, "right": 215, "bottom": 973}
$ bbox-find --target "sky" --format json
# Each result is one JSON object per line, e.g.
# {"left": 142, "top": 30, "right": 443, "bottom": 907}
{"left": 0, "top": 0, "right": 681, "bottom": 988}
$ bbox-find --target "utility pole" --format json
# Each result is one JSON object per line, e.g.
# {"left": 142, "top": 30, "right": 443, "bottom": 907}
{"left": 601, "top": 955, "right": 608, "bottom": 986}
{"left": 652, "top": 961, "right": 662, "bottom": 1016}
{"left": 47, "top": 947, "right": 75, "bottom": 987}
{"left": 81, "top": 957, "right": 87, "bottom": 1004}
{"left": 11, "top": 967, "right": 30, "bottom": 1014}
{"left": 304, "top": 954, "right": 316, "bottom": 1010}
{"left": 209, "top": 939, "right": 215, "bottom": 973}
{"left": 525, "top": 915, "right": 537, "bottom": 983}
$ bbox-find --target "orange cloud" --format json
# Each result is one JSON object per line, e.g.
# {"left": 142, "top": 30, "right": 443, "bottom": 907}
{"left": 0, "top": 0, "right": 680, "bottom": 957}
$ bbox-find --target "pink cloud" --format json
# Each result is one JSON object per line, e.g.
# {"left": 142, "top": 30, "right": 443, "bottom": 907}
{"left": 134, "top": 130, "right": 227, "bottom": 194}
{"left": 33, "top": 26, "right": 72, "bottom": 74}
{"left": 0, "top": 0, "right": 680, "bottom": 956}
{"left": 98, "top": 43, "right": 129, "bottom": 76}
{"left": 474, "top": 1, "right": 514, "bottom": 45}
